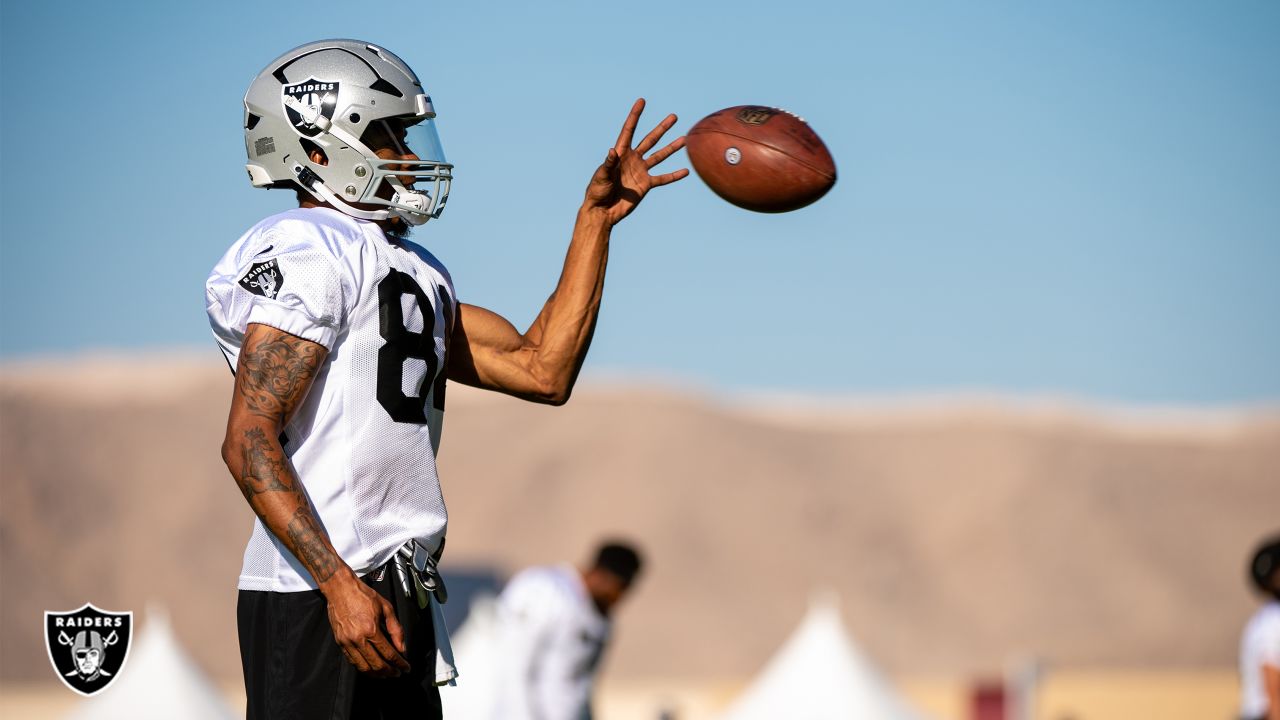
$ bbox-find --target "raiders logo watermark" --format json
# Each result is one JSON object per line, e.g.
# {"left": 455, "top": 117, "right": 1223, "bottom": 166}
{"left": 735, "top": 106, "right": 777, "bottom": 126}
{"left": 45, "top": 604, "right": 133, "bottom": 697}
{"left": 282, "top": 77, "right": 340, "bottom": 138}
{"left": 239, "top": 258, "right": 284, "bottom": 299}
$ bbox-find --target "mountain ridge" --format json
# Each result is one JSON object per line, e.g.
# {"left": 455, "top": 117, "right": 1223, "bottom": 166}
{"left": 2, "top": 357, "right": 1276, "bottom": 682}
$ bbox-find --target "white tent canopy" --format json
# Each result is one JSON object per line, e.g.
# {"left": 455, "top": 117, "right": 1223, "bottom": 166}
{"left": 719, "top": 594, "right": 931, "bottom": 720}
{"left": 65, "top": 607, "right": 237, "bottom": 720}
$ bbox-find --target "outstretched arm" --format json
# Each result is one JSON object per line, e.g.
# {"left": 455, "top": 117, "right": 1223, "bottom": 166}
{"left": 447, "top": 99, "right": 688, "bottom": 404}
{"left": 221, "top": 323, "right": 410, "bottom": 677}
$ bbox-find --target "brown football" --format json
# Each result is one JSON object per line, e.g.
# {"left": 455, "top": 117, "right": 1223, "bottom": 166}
{"left": 685, "top": 105, "right": 836, "bottom": 213}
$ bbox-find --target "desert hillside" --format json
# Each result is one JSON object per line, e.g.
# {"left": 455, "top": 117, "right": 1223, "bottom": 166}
{"left": 1, "top": 354, "right": 1277, "bottom": 684}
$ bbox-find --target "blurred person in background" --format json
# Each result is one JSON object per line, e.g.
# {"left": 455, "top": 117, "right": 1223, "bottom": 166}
{"left": 492, "top": 541, "right": 645, "bottom": 720}
{"left": 1241, "top": 534, "right": 1280, "bottom": 720}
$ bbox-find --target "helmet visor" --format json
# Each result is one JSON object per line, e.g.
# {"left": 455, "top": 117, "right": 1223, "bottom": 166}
{"left": 358, "top": 117, "right": 452, "bottom": 222}
{"left": 362, "top": 118, "right": 450, "bottom": 182}
{"left": 403, "top": 119, "right": 446, "bottom": 164}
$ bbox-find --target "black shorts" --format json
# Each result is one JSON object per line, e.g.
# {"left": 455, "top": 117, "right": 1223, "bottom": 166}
{"left": 237, "top": 563, "right": 442, "bottom": 720}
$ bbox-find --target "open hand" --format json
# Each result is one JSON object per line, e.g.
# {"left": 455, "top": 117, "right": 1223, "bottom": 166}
{"left": 583, "top": 98, "right": 688, "bottom": 226}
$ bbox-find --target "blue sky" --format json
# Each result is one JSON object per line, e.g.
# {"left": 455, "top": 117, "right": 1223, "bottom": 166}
{"left": 1, "top": 1, "right": 1277, "bottom": 405}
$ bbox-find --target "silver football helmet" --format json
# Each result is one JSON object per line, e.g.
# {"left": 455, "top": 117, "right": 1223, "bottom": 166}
{"left": 243, "top": 39, "right": 451, "bottom": 226}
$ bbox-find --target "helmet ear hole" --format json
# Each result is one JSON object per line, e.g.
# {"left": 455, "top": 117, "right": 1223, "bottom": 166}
{"left": 299, "top": 138, "right": 328, "bottom": 166}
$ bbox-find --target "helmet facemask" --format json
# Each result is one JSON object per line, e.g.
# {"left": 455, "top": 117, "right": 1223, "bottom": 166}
{"left": 298, "top": 116, "right": 451, "bottom": 227}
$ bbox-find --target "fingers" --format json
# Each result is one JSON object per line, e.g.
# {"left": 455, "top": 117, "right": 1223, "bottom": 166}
{"left": 366, "top": 630, "right": 411, "bottom": 675}
{"left": 383, "top": 596, "right": 407, "bottom": 655}
{"left": 635, "top": 113, "right": 679, "bottom": 155}
{"left": 650, "top": 168, "right": 690, "bottom": 187}
{"left": 598, "top": 147, "right": 619, "bottom": 176}
{"left": 353, "top": 643, "right": 398, "bottom": 678}
{"left": 341, "top": 646, "right": 370, "bottom": 674}
{"left": 343, "top": 625, "right": 409, "bottom": 678}
{"left": 358, "top": 594, "right": 410, "bottom": 676}
{"left": 587, "top": 148, "right": 619, "bottom": 195}
{"left": 614, "top": 98, "right": 645, "bottom": 154}
{"left": 645, "top": 135, "right": 685, "bottom": 168}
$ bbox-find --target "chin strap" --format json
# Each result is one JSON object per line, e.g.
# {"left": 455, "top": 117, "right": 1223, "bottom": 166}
{"left": 293, "top": 161, "right": 431, "bottom": 225}
{"left": 292, "top": 163, "right": 391, "bottom": 220}
{"left": 310, "top": 180, "right": 393, "bottom": 221}
{"left": 386, "top": 178, "right": 431, "bottom": 225}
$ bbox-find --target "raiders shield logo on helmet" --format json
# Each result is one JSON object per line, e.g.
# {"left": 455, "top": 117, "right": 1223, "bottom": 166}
{"left": 45, "top": 604, "right": 133, "bottom": 696}
{"left": 282, "top": 77, "right": 340, "bottom": 138}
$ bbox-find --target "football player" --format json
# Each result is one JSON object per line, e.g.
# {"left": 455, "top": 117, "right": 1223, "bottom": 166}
{"left": 1241, "top": 535, "right": 1280, "bottom": 720}
{"left": 206, "top": 39, "right": 685, "bottom": 719}
{"left": 491, "top": 542, "right": 644, "bottom": 720}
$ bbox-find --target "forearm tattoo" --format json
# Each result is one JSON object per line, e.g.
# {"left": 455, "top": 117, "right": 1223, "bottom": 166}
{"left": 286, "top": 506, "right": 340, "bottom": 583}
{"left": 229, "top": 328, "right": 338, "bottom": 583}
{"left": 236, "top": 427, "right": 294, "bottom": 500}
{"left": 235, "top": 332, "right": 325, "bottom": 420}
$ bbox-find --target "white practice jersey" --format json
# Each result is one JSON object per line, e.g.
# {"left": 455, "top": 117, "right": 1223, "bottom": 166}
{"left": 491, "top": 565, "right": 611, "bottom": 720}
{"left": 1241, "top": 600, "right": 1280, "bottom": 718}
{"left": 206, "top": 207, "right": 456, "bottom": 592}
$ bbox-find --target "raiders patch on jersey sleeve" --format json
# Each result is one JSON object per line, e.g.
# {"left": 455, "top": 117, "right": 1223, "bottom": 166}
{"left": 239, "top": 258, "right": 284, "bottom": 299}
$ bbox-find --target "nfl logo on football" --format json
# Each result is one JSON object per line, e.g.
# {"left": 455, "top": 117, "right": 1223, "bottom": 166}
{"left": 44, "top": 603, "right": 133, "bottom": 696}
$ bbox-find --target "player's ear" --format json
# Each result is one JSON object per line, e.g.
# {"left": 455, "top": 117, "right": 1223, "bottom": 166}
{"left": 300, "top": 139, "right": 328, "bottom": 166}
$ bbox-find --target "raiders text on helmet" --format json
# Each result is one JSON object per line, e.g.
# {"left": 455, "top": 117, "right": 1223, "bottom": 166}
{"left": 243, "top": 40, "right": 451, "bottom": 226}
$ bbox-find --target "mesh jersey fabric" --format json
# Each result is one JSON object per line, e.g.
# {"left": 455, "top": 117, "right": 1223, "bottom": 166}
{"left": 491, "top": 564, "right": 611, "bottom": 720}
{"left": 206, "top": 207, "right": 456, "bottom": 592}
